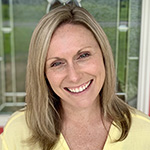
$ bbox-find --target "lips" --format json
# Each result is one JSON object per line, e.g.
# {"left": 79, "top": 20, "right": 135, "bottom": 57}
{"left": 65, "top": 80, "right": 93, "bottom": 94}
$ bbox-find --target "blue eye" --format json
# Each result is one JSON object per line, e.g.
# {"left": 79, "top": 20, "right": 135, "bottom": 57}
{"left": 78, "top": 52, "right": 90, "bottom": 59}
{"left": 51, "top": 61, "right": 63, "bottom": 67}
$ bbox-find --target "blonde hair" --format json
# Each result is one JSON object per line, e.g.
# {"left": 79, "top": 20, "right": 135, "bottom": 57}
{"left": 25, "top": 4, "right": 132, "bottom": 150}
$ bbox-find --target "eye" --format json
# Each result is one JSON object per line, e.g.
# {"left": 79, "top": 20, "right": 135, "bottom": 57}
{"left": 78, "top": 52, "right": 90, "bottom": 59}
{"left": 50, "top": 61, "right": 64, "bottom": 67}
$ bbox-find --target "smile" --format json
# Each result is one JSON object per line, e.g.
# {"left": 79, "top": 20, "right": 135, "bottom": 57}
{"left": 65, "top": 80, "right": 93, "bottom": 93}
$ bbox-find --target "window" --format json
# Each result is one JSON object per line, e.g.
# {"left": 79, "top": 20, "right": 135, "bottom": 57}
{"left": 0, "top": 0, "right": 144, "bottom": 115}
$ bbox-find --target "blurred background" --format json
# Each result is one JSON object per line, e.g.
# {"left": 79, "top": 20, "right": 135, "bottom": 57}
{"left": 0, "top": 0, "right": 150, "bottom": 131}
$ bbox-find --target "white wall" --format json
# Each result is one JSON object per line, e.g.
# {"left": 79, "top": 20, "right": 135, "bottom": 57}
{"left": 137, "top": 0, "right": 150, "bottom": 115}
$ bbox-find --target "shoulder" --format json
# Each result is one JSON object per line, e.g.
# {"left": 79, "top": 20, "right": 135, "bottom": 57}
{"left": 106, "top": 110, "right": 150, "bottom": 149}
{"left": 131, "top": 109, "right": 150, "bottom": 128}
{"left": 128, "top": 109, "right": 150, "bottom": 142}
{"left": 3, "top": 109, "right": 28, "bottom": 134}
{"left": 0, "top": 109, "right": 34, "bottom": 150}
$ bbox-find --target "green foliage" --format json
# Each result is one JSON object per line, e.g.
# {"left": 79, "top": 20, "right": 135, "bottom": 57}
{"left": 120, "top": 0, "right": 129, "bottom": 21}
{"left": 0, "top": 0, "right": 141, "bottom": 110}
{"left": 117, "top": 32, "right": 127, "bottom": 92}
{"left": 3, "top": 33, "right": 11, "bottom": 54}
{"left": 2, "top": 4, "right": 9, "bottom": 20}
{"left": 83, "top": 0, "right": 117, "bottom": 22}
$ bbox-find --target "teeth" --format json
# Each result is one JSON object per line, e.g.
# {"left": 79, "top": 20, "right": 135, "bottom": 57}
{"left": 75, "top": 88, "right": 79, "bottom": 93}
{"left": 67, "top": 80, "right": 91, "bottom": 93}
{"left": 79, "top": 87, "right": 82, "bottom": 91}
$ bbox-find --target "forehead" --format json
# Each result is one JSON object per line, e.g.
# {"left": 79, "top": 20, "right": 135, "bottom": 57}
{"left": 46, "top": 23, "right": 101, "bottom": 59}
{"left": 50, "top": 23, "right": 98, "bottom": 47}
{"left": 54, "top": 23, "right": 93, "bottom": 36}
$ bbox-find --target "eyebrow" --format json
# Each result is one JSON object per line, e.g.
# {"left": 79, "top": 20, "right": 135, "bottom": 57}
{"left": 46, "top": 46, "right": 92, "bottom": 61}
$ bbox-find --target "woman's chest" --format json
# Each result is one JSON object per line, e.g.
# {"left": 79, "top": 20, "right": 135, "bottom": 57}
{"left": 62, "top": 125, "right": 109, "bottom": 150}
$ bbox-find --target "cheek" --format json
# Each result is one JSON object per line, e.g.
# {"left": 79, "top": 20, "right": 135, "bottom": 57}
{"left": 46, "top": 71, "right": 65, "bottom": 91}
{"left": 46, "top": 72, "right": 59, "bottom": 89}
{"left": 88, "top": 58, "right": 105, "bottom": 76}
{"left": 93, "top": 60, "right": 106, "bottom": 91}
{"left": 97, "top": 61, "right": 106, "bottom": 82}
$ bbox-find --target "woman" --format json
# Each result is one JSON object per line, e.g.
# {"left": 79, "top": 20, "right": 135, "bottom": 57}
{"left": 1, "top": 3, "right": 150, "bottom": 150}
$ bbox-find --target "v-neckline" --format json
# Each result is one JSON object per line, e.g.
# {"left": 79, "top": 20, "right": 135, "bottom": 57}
{"left": 55, "top": 122, "right": 118, "bottom": 150}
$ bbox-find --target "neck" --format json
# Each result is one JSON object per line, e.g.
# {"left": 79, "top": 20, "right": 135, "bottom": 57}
{"left": 61, "top": 98, "right": 102, "bottom": 124}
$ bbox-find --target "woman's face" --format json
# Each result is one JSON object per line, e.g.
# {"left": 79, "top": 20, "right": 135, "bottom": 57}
{"left": 45, "top": 24, "right": 105, "bottom": 110}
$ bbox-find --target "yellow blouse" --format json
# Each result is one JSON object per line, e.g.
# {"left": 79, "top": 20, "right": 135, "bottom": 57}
{"left": 1, "top": 109, "right": 150, "bottom": 150}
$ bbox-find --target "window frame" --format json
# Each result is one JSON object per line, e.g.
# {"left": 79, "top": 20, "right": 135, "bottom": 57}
{"left": 137, "top": 0, "right": 150, "bottom": 115}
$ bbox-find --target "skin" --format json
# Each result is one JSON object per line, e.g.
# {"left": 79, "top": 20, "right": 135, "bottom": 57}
{"left": 45, "top": 24, "right": 105, "bottom": 111}
{"left": 45, "top": 24, "right": 109, "bottom": 149}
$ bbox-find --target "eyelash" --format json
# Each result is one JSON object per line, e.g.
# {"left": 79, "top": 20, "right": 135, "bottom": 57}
{"left": 78, "top": 52, "right": 90, "bottom": 59}
{"left": 50, "top": 61, "right": 64, "bottom": 67}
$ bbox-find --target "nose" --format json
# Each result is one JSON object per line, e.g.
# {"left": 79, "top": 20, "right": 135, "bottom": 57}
{"left": 67, "top": 63, "right": 81, "bottom": 83}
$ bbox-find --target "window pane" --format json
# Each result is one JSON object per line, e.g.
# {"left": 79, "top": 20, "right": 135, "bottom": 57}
{"left": 0, "top": 0, "right": 142, "bottom": 113}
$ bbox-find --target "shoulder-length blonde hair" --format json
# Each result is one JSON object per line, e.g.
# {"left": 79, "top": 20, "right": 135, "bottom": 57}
{"left": 25, "top": 4, "right": 132, "bottom": 150}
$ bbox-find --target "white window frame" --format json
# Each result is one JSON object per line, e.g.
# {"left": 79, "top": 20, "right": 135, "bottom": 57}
{"left": 137, "top": 0, "right": 150, "bottom": 115}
